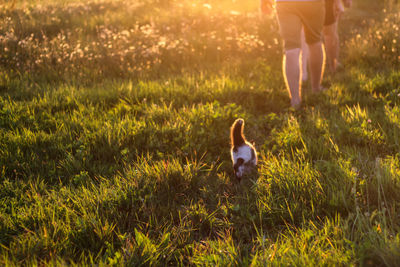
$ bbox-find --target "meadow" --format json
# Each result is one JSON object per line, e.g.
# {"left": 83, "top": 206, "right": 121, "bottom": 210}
{"left": 1, "top": 0, "right": 400, "bottom": 265}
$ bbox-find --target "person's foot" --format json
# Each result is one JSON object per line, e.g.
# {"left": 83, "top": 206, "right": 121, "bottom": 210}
{"left": 335, "top": 62, "right": 344, "bottom": 72}
{"left": 291, "top": 98, "right": 302, "bottom": 110}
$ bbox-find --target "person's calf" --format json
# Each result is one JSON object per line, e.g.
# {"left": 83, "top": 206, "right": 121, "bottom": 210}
{"left": 283, "top": 48, "right": 302, "bottom": 106}
{"left": 308, "top": 41, "right": 325, "bottom": 92}
{"left": 323, "top": 22, "right": 339, "bottom": 73}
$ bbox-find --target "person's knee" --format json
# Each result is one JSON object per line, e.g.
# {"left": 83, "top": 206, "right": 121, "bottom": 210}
{"left": 308, "top": 41, "right": 323, "bottom": 50}
{"left": 323, "top": 24, "right": 337, "bottom": 38}
{"left": 284, "top": 41, "right": 302, "bottom": 51}
{"left": 284, "top": 48, "right": 301, "bottom": 62}
{"left": 285, "top": 48, "right": 301, "bottom": 59}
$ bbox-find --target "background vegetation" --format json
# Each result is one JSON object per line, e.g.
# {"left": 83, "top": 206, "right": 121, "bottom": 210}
{"left": 1, "top": 0, "right": 400, "bottom": 265}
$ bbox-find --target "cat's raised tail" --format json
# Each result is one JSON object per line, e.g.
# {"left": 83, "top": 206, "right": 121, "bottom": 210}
{"left": 230, "top": 118, "right": 246, "bottom": 151}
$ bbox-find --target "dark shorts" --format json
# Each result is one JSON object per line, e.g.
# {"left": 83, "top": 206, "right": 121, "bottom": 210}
{"left": 276, "top": 0, "right": 325, "bottom": 50}
{"left": 324, "top": 0, "right": 336, "bottom": 26}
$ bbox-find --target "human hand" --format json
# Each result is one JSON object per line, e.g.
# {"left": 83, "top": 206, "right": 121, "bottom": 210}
{"left": 342, "top": 0, "right": 352, "bottom": 8}
{"left": 260, "top": 0, "right": 273, "bottom": 15}
{"left": 334, "top": 0, "right": 344, "bottom": 19}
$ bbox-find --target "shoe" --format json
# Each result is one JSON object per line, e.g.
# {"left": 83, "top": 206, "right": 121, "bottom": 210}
{"left": 290, "top": 100, "right": 302, "bottom": 110}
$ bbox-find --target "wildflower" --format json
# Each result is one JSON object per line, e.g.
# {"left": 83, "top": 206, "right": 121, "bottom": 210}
{"left": 376, "top": 224, "right": 382, "bottom": 233}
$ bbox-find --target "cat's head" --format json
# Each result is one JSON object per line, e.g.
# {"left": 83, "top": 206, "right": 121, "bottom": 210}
{"left": 233, "top": 158, "right": 245, "bottom": 180}
{"left": 234, "top": 159, "right": 256, "bottom": 179}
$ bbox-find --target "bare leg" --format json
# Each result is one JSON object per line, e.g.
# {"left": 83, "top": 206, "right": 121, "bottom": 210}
{"left": 323, "top": 21, "right": 339, "bottom": 73}
{"left": 283, "top": 48, "right": 302, "bottom": 107}
{"left": 301, "top": 29, "right": 309, "bottom": 81}
{"left": 308, "top": 41, "right": 325, "bottom": 92}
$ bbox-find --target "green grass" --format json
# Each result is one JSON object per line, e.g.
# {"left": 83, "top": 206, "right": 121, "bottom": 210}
{"left": 1, "top": 0, "right": 400, "bottom": 265}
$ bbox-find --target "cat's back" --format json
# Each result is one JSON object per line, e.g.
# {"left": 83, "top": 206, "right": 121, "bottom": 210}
{"left": 232, "top": 143, "right": 256, "bottom": 164}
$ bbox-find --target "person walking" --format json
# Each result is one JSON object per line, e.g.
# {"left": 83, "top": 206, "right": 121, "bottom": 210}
{"left": 323, "top": 0, "right": 352, "bottom": 73}
{"left": 261, "top": 0, "right": 326, "bottom": 109}
{"left": 302, "top": 0, "right": 353, "bottom": 79}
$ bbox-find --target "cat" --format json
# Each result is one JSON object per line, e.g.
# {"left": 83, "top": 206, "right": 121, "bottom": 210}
{"left": 230, "top": 118, "right": 257, "bottom": 181}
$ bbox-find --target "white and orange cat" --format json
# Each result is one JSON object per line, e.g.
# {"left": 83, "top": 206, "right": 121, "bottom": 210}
{"left": 230, "top": 118, "right": 257, "bottom": 181}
